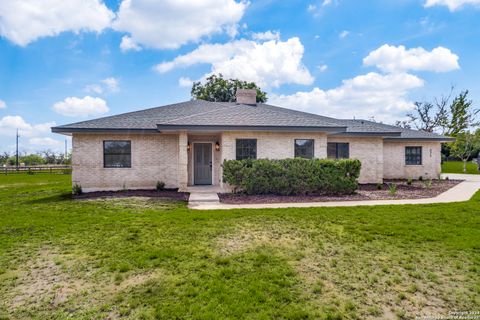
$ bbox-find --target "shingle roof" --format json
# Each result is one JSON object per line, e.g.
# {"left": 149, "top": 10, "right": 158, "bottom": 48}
{"left": 51, "top": 99, "right": 453, "bottom": 141}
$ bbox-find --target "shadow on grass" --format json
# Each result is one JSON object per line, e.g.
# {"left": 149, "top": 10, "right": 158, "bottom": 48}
{"left": 25, "top": 192, "right": 73, "bottom": 204}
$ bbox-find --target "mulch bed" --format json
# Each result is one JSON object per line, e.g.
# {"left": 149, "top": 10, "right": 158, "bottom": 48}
{"left": 218, "top": 179, "right": 462, "bottom": 204}
{"left": 74, "top": 189, "right": 189, "bottom": 201}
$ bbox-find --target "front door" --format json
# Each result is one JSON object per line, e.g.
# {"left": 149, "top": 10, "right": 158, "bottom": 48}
{"left": 194, "top": 143, "right": 212, "bottom": 185}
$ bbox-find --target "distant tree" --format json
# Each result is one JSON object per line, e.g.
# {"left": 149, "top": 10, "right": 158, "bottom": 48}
{"left": 0, "top": 152, "right": 9, "bottom": 165}
{"left": 191, "top": 74, "right": 268, "bottom": 103}
{"left": 394, "top": 120, "right": 411, "bottom": 129}
{"left": 21, "top": 154, "right": 46, "bottom": 166}
{"left": 404, "top": 89, "right": 478, "bottom": 135}
{"left": 446, "top": 90, "right": 479, "bottom": 136}
{"left": 450, "top": 130, "right": 480, "bottom": 173}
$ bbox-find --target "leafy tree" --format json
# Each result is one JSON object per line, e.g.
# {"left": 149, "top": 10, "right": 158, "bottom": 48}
{"left": 450, "top": 130, "right": 480, "bottom": 173}
{"left": 191, "top": 74, "right": 267, "bottom": 103}
{"left": 446, "top": 90, "right": 479, "bottom": 136}
{"left": 0, "top": 152, "right": 9, "bottom": 165}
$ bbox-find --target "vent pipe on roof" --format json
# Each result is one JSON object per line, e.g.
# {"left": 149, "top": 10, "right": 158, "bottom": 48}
{"left": 236, "top": 89, "right": 257, "bottom": 105}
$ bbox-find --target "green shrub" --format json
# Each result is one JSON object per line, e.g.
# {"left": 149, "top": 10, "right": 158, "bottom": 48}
{"left": 376, "top": 183, "right": 383, "bottom": 190}
{"left": 156, "top": 181, "right": 165, "bottom": 191}
{"left": 222, "top": 158, "right": 361, "bottom": 195}
{"left": 72, "top": 183, "right": 82, "bottom": 195}
{"left": 388, "top": 183, "right": 397, "bottom": 196}
{"left": 407, "top": 177, "right": 413, "bottom": 186}
{"left": 423, "top": 179, "right": 432, "bottom": 189}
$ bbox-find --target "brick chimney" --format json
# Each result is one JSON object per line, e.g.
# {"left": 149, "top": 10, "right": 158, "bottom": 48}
{"left": 236, "top": 89, "right": 257, "bottom": 105}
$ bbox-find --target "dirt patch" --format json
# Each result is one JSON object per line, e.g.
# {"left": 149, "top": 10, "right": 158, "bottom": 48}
{"left": 219, "top": 179, "right": 461, "bottom": 204}
{"left": 74, "top": 189, "right": 189, "bottom": 201}
{"left": 7, "top": 247, "right": 163, "bottom": 314}
{"left": 216, "top": 224, "right": 304, "bottom": 254}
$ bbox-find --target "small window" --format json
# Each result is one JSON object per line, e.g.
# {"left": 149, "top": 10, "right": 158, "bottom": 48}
{"left": 405, "top": 146, "right": 422, "bottom": 165}
{"left": 236, "top": 139, "right": 257, "bottom": 160}
{"left": 327, "top": 143, "right": 349, "bottom": 159}
{"left": 295, "top": 139, "right": 314, "bottom": 159}
{"left": 104, "top": 140, "right": 131, "bottom": 168}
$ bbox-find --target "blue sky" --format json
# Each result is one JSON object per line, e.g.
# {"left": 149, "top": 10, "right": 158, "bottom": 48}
{"left": 0, "top": 0, "right": 479, "bottom": 153}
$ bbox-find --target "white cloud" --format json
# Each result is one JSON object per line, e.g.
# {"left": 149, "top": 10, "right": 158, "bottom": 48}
{"left": 270, "top": 72, "right": 424, "bottom": 123}
{"left": 425, "top": 0, "right": 480, "bottom": 10}
{"left": 52, "top": 96, "right": 109, "bottom": 117}
{"left": 0, "top": 0, "right": 114, "bottom": 46}
{"left": 317, "top": 64, "right": 328, "bottom": 72}
{"left": 339, "top": 30, "right": 350, "bottom": 39}
{"left": 120, "top": 35, "right": 142, "bottom": 52}
{"left": 252, "top": 30, "right": 280, "bottom": 41}
{"left": 322, "top": 0, "right": 333, "bottom": 6}
{"left": 0, "top": 116, "right": 55, "bottom": 138}
{"left": 29, "top": 137, "right": 63, "bottom": 147}
{"left": 178, "top": 77, "right": 194, "bottom": 88}
{"left": 0, "top": 100, "right": 6, "bottom": 109}
{"left": 112, "top": 0, "right": 247, "bottom": 50}
{"left": 363, "top": 44, "right": 460, "bottom": 73}
{"left": 155, "top": 37, "right": 314, "bottom": 88}
{"left": 85, "top": 77, "right": 119, "bottom": 94}
{"left": 307, "top": 4, "right": 317, "bottom": 11}
{"left": 101, "top": 77, "right": 119, "bottom": 93}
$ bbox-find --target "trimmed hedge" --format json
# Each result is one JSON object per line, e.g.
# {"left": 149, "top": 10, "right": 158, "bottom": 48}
{"left": 222, "top": 158, "right": 361, "bottom": 195}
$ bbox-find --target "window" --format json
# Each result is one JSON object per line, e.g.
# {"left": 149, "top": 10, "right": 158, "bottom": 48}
{"left": 236, "top": 139, "right": 257, "bottom": 160}
{"left": 295, "top": 139, "right": 314, "bottom": 159}
{"left": 405, "top": 146, "right": 422, "bottom": 165}
{"left": 103, "top": 140, "right": 131, "bottom": 168}
{"left": 327, "top": 143, "right": 349, "bottom": 159}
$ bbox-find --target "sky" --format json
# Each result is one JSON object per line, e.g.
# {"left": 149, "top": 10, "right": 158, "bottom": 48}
{"left": 0, "top": 0, "right": 479, "bottom": 154}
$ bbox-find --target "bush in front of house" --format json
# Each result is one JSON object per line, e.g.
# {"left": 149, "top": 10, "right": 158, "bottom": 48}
{"left": 222, "top": 158, "right": 361, "bottom": 195}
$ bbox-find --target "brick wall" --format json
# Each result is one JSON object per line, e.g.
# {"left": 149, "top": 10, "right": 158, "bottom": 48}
{"left": 383, "top": 141, "right": 441, "bottom": 180}
{"left": 327, "top": 137, "right": 384, "bottom": 184}
{"left": 72, "top": 133, "right": 179, "bottom": 192}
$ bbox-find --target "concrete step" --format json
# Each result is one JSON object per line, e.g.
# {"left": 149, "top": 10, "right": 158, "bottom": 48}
{"left": 189, "top": 192, "right": 220, "bottom": 203}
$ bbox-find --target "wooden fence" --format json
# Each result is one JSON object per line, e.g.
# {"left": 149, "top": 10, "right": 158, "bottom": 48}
{"left": 2, "top": 165, "right": 72, "bottom": 174}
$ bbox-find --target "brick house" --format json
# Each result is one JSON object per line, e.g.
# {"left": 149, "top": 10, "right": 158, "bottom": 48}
{"left": 52, "top": 89, "right": 453, "bottom": 192}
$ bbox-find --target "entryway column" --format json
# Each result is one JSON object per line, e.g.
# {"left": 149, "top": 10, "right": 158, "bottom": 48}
{"left": 178, "top": 131, "right": 188, "bottom": 191}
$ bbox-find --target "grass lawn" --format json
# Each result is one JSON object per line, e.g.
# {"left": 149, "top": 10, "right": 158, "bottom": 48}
{"left": 442, "top": 161, "right": 480, "bottom": 174}
{"left": 0, "top": 174, "right": 479, "bottom": 319}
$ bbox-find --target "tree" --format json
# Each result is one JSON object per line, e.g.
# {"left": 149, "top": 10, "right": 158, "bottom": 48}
{"left": 191, "top": 74, "right": 268, "bottom": 103}
{"left": 405, "top": 91, "right": 451, "bottom": 133}
{"left": 0, "top": 152, "right": 9, "bottom": 165}
{"left": 450, "top": 130, "right": 480, "bottom": 173}
{"left": 446, "top": 90, "right": 479, "bottom": 136}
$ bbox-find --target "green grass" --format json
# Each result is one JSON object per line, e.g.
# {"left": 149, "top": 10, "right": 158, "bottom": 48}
{"left": 0, "top": 174, "right": 479, "bottom": 319}
{"left": 442, "top": 161, "right": 480, "bottom": 174}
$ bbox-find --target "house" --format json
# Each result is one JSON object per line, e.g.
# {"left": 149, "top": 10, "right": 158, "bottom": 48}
{"left": 52, "top": 89, "right": 453, "bottom": 192}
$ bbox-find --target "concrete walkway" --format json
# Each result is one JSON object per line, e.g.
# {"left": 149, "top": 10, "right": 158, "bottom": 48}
{"left": 188, "top": 174, "right": 480, "bottom": 210}
{"left": 187, "top": 185, "right": 221, "bottom": 207}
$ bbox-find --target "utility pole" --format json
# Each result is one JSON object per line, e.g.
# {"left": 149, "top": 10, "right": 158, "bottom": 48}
{"left": 15, "top": 129, "right": 19, "bottom": 170}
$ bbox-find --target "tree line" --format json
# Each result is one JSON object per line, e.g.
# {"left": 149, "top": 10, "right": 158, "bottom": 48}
{"left": 0, "top": 150, "right": 71, "bottom": 166}
{"left": 396, "top": 88, "right": 480, "bottom": 172}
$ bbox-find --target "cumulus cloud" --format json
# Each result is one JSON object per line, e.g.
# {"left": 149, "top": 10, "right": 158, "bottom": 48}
{"left": 0, "top": 100, "right": 6, "bottom": 109}
{"left": 0, "top": 116, "right": 55, "bottom": 138}
{"left": 112, "top": 0, "right": 247, "bottom": 50}
{"left": 317, "top": 64, "right": 328, "bottom": 72}
{"left": 0, "top": 0, "right": 114, "bottom": 46}
{"left": 252, "top": 30, "right": 280, "bottom": 41}
{"left": 425, "top": 0, "right": 480, "bottom": 10}
{"left": 155, "top": 37, "right": 314, "bottom": 88}
{"left": 119, "top": 36, "right": 142, "bottom": 52}
{"left": 52, "top": 96, "right": 109, "bottom": 117}
{"left": 270, "top": 72, "right": 424, "bottom": 123}
{"left": 85, "top": 78, "right": 119, "bottom": 94}
{"left": 178, "top": 77, "right": 194, "bottom": 88}
{"left": 363, "top": 44, "right": 460, "bottom": 73}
